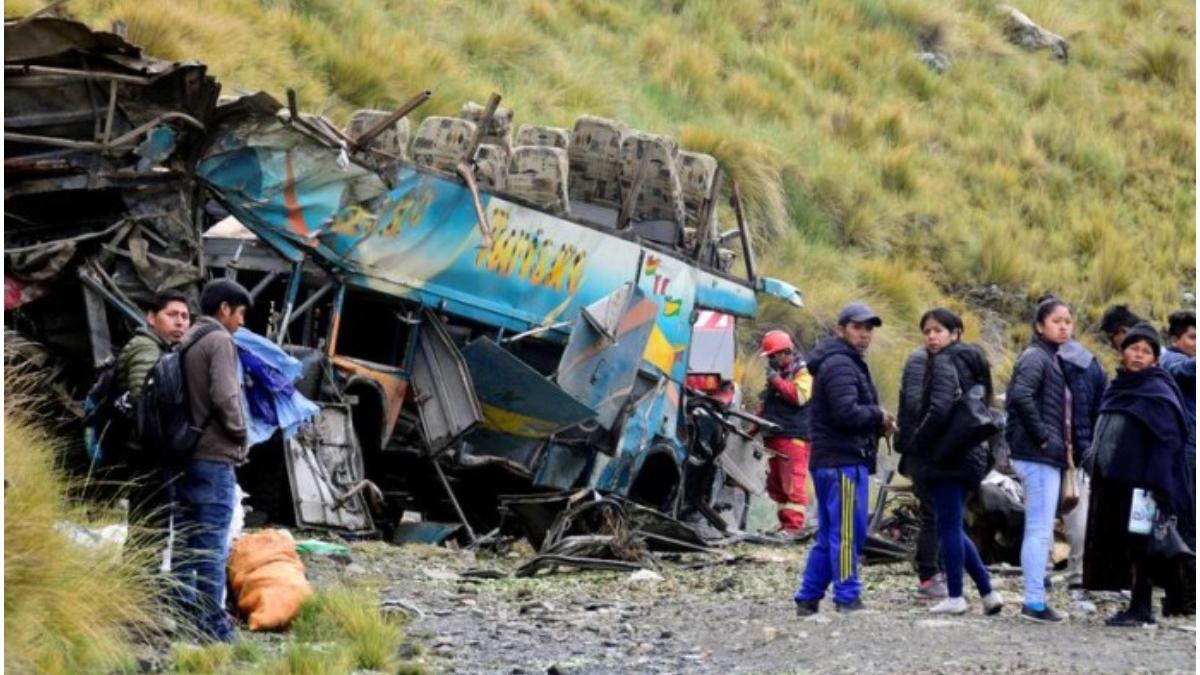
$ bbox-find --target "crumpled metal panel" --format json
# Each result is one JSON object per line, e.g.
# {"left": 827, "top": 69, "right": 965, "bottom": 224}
{"left": 555, "top": 283, "right": 657, "bottom": 430}
{"left": 284, "top": 404, "right": 375, "bottom": 532}
{"left": 409, "top": 310, "right": 482, "bottom": 454}
{"left": 457, "top": 337, "right": 594, "bottom": 474}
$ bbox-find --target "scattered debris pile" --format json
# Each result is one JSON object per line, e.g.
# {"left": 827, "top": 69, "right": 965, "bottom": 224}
{"left": 5, "top": 16, "right": 218, "bottom": 376}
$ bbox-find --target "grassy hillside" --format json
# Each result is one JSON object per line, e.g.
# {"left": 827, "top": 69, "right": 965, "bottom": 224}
{"left": 10, "top": 0, "right": 1194, "bottom": 401}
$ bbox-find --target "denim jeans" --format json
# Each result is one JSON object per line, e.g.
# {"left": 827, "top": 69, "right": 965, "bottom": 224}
{"left": 1013, "top": 459, "right": 1061, "bottom": 607}
{"left": 174, "top": 459, "right": 236, "bottom": 642}
{"left": 929, "top": 479, "right": 992, "bottom": 599}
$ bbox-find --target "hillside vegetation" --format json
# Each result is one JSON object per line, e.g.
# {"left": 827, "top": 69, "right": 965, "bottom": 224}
{"left": 10, "top": 0, "right": 1194, "bottom": 399}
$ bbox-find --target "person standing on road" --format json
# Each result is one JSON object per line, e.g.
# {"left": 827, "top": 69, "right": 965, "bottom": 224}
{"left": 1005, "top": 297, "right": 1074, "bottom": 623}
{"left": 1155, "top": 310, "right": 1195, "bottom": 618}
{"left": 175, "top": 279, "right": 252, "bottom": 643}
{"left": 794, "top": 303, "right": 894, "bottom": 615}
{"left": 896, "top": 346, "right": 945, "bottom": 599}
{"left": 1082, "top": 324, "right": 1193, "bottom": 626}
{"left": 1057, "top": 336, "right": 1107, "bottom": 594}
{"left": 118, "top": 290, "right": 191, "bottom": 575}
{"left": 910, "top": 308, "right": 1004, "bottom": 616}
{"left": 757, "top": 329, "right": 815, "bottom": 537}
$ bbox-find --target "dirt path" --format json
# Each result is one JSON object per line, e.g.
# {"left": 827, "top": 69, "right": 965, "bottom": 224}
{"left": 299, "top": 540, "right": 1196, "bottom": 675}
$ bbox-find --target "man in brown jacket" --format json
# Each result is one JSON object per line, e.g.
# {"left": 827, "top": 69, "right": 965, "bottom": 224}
{"left": 174, "top": 278, "right": 251, "bottom": 643}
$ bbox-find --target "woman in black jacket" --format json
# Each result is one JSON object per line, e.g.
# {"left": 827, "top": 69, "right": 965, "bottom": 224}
{"left": 911, "top": 308, "right": 1003, "bottom": 616}
{"left": 1083, "top": 324, "right": 1193, "bottom": 626}
{"left": 1004, "top": 297, "right": 1073, "bottom": 623}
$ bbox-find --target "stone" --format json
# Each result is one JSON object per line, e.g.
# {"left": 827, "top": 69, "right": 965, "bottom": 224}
{"left": 1001, "top": 6, "right": 1069, "bottom": 61}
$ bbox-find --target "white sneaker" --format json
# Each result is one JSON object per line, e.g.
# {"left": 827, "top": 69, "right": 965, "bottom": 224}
{"left": 982, "top": 591, "right": 1004, "bottom": 616}
{"left": 930, "top": 597, "right": 969, "bottom": 615}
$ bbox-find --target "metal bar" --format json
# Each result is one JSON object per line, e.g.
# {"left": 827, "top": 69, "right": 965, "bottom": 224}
{"left": 466, "top": 92, "right": 501, "bottom": 159}
{"left": 352, "top": 89, "right": 432, "bottom": 151}
{"left": 326, "top": 284, "right": 346, "bottom": 357}
{"left": 617, "top": 152, "right": 649, "bottom": 231}
{"left": 77, "top": 267, "right": 145, "bottom": 328}
{"left": 102, "top": 79, "right": 118, "bottom": 146}
{"left": 5, "top": 112, "right": 205, "bottom": 152}
{"left": 286, "top": 281, "right": 335, "bottom": 327}
{"left": 431, "top": 458, "right": 478, "bottom": 545}
{"left": 248, "top": 270, "right": 280, "bottom": 300}
{"left": 730, "top": 181, "right": 758, "bottom": 284}
{"left": 455, "top": 161, "right": 494, "bottom": 248}
{"left": 693, "top": 169, "right": 723, "bottom": 261}
{"left": 499, "top": 321, "right": 570, "bottom": 345}
{"left": 868, "top": 469, "right": 896, "bottom": 534}
{"left": 81, "top": 284, "right": 114, "bottom": 368}
{"left": 4, "top": 218, "right": 129, "bottom": 254}
{"left": 4, "top": 64, "right": 155, "bottom": 86}
{"left": 273, "top": 259, "right": 305, "bottom": 345}
{"left": 274, "top": 257, "right": 304, "bottom": 341}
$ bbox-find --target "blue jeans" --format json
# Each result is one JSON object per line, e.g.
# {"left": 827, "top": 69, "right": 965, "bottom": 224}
{"left": 1013, "top": 459, "right": 1061, "bottom": 607}
{"left": 930, "top": 479, "right": 992, "bottom": 599}
{"left": 174, "top": 460, "right": 236, "bottom": 642}
{"left": 795, "top": 465, "right": 868, "bottom": 606}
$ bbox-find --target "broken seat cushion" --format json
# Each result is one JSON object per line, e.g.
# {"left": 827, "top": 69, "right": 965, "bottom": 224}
{"left": 227, "top": 529, "right": 314, "bottom": 631}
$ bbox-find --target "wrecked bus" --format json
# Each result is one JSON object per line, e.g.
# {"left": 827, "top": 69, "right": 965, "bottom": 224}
{"left": 196, "top": 92, "right": 801, "bottom": 538}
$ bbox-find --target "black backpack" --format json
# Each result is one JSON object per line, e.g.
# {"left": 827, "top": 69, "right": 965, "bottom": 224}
{"left": 136, "top": 323, "right": 223, "bottom": 464}
{"left": 82, "top": 361, "right": 134, "bottom": 467}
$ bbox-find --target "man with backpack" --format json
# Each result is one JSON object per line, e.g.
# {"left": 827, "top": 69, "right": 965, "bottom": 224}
{"left": 173, "top": 279, "right": 252, "bottom": 643}
{"left": 116, "top": 290, "right": 192, "bottom": 578}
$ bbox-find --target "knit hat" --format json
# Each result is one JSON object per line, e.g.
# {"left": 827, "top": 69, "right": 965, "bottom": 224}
{"left": 1119, "top": 322, "right": 1162, "bottom": 358}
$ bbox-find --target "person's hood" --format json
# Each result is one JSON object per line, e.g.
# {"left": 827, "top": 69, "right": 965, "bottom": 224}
{"left": 1057, "top": 339, "right": 1096, "bottom": 370}
{"left": 805, "top": 335, "right": 862, "bottom": 377}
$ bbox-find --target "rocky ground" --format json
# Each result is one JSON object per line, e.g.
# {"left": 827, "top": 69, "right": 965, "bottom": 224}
{"left": 290, "top": 536, "right": 1196, "bottom": 675}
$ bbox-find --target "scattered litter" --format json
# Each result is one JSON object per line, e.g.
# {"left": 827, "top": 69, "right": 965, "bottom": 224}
{"left": 56, "top": 521, "right": 126, "bottom": 549}
{"left": 422, "top": 567, "right": 461, "bottom": 581}
{"left": 294, "top": 539, "right": 350, "bottom": 557}
{"left": 626, "top": 569, "right": 664, "bottom": 584}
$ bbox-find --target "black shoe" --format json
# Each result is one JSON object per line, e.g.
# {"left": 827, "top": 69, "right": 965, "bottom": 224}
{"left": 836, "top": 598, "right": 865, "bottom": 613}
{"left": 1105, "top": 609, "right": 1155, "bottom": 627}
{"left": 1163, "top": 597, "right": 1195, "bottom": 617}
{"left": 795, "top": 599, "right": 819, "bottom": 617}
{"left": 1020, "top": 605, "right": 1065, "bottom": 623}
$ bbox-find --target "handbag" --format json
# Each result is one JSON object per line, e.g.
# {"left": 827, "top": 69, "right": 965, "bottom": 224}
{"left": 930, "top": 383, "right": 1003, "bottom": 465}
{"left": 1057, "top": 446, "right": 1079, "bottom": 516}
{"left": 1149, "top": 511, "right": 1195, "bottom": 561}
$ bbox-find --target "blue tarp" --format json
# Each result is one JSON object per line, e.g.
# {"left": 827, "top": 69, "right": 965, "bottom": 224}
{"left": 235, "top": 329, "right": 319, "bottom": 446}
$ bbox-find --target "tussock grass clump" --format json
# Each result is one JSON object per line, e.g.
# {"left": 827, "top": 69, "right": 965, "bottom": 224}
{"left": 289, "top": 586, "right": 410, "bottom": 672}
{"left": 4, "top": 379, "right": 156, "bottom": 673}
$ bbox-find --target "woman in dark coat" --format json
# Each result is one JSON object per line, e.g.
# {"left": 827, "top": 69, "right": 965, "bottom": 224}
{"left": 911, "top": 308, "right": 1003, "bottom": 616}
{"left": 1083, "top": 324, "right": 1194, "bottom": 626}
{"left": 1004, "top": 297, "right": 1073, "bottom": 623}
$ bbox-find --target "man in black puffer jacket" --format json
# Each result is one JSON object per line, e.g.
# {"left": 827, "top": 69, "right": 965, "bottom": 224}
{"left": 794, "top": 303, "right": 894, "bottom": 615}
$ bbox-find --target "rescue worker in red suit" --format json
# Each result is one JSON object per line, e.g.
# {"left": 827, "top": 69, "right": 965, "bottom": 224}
{"left": 757, "top": 330, "right": 814, "bottom": 535}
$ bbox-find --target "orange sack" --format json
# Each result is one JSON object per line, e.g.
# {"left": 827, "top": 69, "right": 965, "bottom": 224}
{"left": 227, "top": 529, "right": 314, "bottom": 631}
